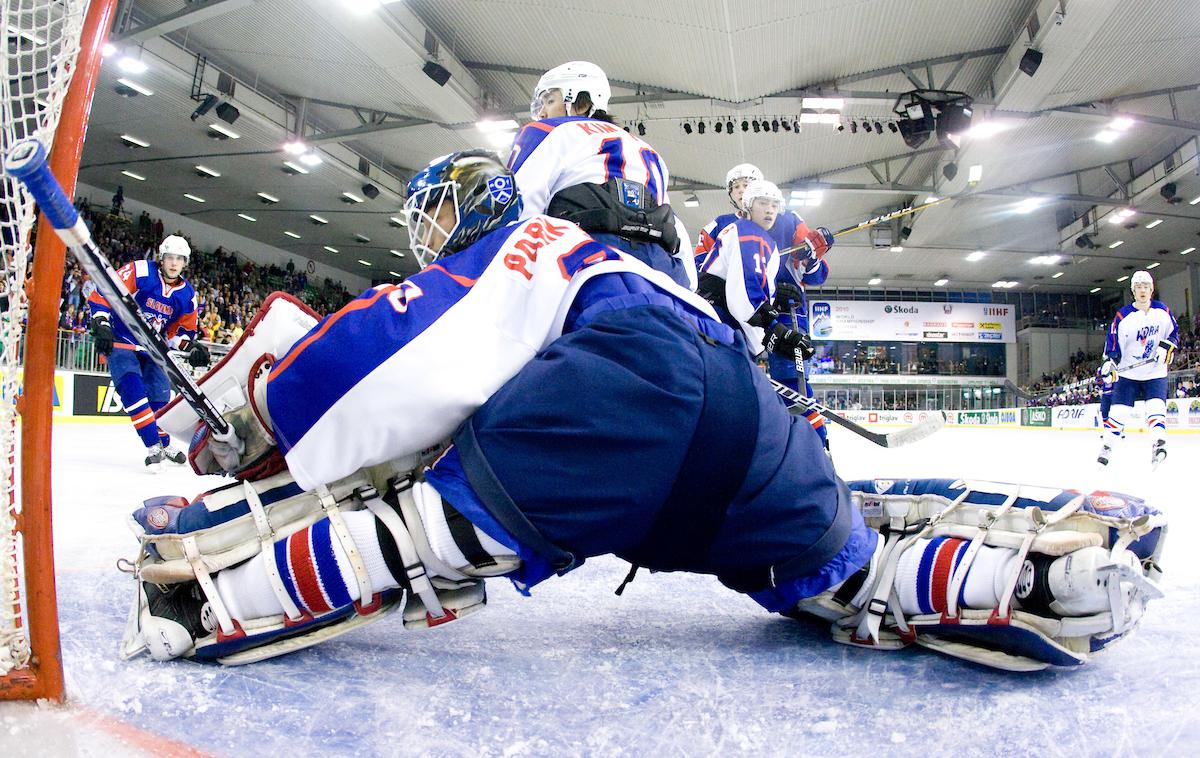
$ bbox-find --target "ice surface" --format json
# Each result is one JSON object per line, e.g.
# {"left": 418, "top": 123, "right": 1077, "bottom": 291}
{"left": 2, "top": 421, "right": 1198, "bottom": 756}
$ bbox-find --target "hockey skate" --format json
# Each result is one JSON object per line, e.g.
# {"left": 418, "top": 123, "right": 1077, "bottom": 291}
{"left": 137, "top": 581, "right": 217, "bottom": 660}
{"left": 1151, "top": 440, "right": 1167, "bottom": 470}
{"left": 1097, "top": 443, "right": 1112, "bottom": 467}
{"left": 144, "top": 443, "right": 166, "bottom": 471}
{"left": 162, "top": 444, "right": 186, "bottom": 465}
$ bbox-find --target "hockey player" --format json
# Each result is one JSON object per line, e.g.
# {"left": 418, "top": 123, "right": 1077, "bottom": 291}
{"left": 88, "top": 234, "right": 209, "bottom": 468}
{"left": 125, "top": 151, "right": 1165, "bottom": 672}
{"left": 507, "top": 61, "right": 696, "bottom": 290}
{"left": 692, "top": 163, "right": 763, "bottom": 271}
{"left": 695, "top": 178, "right": 811, "bottom": 365}
{"left": 1098, "top": 270, "right": 1178, "bottom": 467}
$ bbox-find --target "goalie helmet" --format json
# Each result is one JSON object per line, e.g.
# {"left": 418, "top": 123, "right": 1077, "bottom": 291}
{"left": 725, "top": 163, "right": 763, "bottom": 190}
{"left": 1130, "top": 270, "right": 1153, "bottom": 292}
{"left": 531, "top": 61, "right": 611, "bottom": 119}
{"left": 158, "top": 234, "right": 191, "bottom": 261}
{"left": 741, "top": 179, "right": 784, "bottom": 213}
{"left": 404, "top": 150, "right": 522, "bottom": 266}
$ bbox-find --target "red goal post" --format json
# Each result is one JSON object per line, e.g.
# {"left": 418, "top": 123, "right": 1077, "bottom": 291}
{"left": 1, "top": 0, "right": 119, "bottom": 702}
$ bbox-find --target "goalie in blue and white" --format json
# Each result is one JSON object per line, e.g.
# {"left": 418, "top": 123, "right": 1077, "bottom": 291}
{"left": 122, "top": 150, "right": 1166, "bottom": 672}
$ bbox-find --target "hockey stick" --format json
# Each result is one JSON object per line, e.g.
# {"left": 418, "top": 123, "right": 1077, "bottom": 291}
{"left": 779, "top": 196, "right": 954, "bottom": 257}
{"left": 5, "top": 140, "right": 230, "bottom": 435}
{"left": 770, "top": 378, "right": 947, "bottom": 448}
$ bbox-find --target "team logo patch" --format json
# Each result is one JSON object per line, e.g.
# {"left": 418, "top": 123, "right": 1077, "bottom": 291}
{"left": 146, "top": 507, "right": 170, "bottom": 529}
{"left": 618, "top": 178, "right": 644, "bottom": 208}
{"left": 486, "top": 175, "right": 513, "bottom": 204}
{"left": 873, "top": 479, "right": 895, "bottom": 494}
{"left": 1088, "top": 493, "right": 1127, "bottom": 511}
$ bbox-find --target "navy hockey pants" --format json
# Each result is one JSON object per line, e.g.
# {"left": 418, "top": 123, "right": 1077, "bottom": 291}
{"left": 427, "top": 302, "right": 873, "bottom": 606}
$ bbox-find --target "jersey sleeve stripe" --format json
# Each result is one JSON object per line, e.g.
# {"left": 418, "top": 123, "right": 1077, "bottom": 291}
{"left": 425, "top": 264, "right": 479, "bottom": 287}
{"left": 269, "top": 287, "right": 392, "bottom": 381}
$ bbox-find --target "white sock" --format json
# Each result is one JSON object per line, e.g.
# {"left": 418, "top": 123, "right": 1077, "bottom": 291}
{"left": 413, "top": 480, "right": 515, "bottom": 573}
{"left": 892, "top": 538, "right": 1019, "bottom": 615}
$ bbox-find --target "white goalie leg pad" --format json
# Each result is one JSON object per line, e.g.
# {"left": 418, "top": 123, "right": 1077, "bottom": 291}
{"left": 156, "top": 292, "right": 320, "bottom": 441}
{"left": 800, "top": 480, "right": 1167, "bottom": 670}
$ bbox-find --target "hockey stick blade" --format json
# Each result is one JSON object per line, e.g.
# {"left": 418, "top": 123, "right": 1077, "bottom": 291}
{"left": 772, "top": 378, "right": 946, "bottom": 448}
{"left": 5, "top": 140, "right": 230, "bottom": 435}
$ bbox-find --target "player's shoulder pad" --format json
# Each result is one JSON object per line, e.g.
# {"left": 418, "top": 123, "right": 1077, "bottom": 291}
{"left": 1116, "top": 303, "right": 1137, "bottom": 317}
{"left": 133, "top": 259, "right": 151, "bottom": 278}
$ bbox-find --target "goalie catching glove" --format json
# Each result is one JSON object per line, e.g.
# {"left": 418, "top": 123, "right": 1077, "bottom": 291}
{"left": 189, "top": 353, "right": 282, "bottom": 480}
{"left": 749, "top": 299, "right": 814, "bottom": 360}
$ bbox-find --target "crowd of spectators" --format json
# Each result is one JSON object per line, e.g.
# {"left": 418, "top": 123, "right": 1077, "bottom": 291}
{"left": 55, "top": 202, "right": 355, "bottom": 348}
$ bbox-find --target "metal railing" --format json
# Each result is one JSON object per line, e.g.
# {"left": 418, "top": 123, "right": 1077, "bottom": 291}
{"left": 45, "top": 330, "right": 228, "bottom": 374}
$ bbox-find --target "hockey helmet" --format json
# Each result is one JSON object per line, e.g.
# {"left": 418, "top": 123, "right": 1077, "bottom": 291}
{"left": 404, "top": 150, "right": 522, "bottom": 266}
{"left": 531, "top": 61, "right": 611, "bottom": 119}
{"left": 158, "top": 235, "right": 191, "bottom": 261}
{"left": 725, "top": 163, "right": 764, "bottom": 190}
{"left": 1130, "top": 270, "right": 1154, "bottom": 292}
{"left": 741, "top": 179, "right": 784, "bottom": 213}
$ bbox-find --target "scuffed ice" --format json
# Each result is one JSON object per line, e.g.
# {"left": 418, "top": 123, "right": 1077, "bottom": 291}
{"left": 2, "top": 423, "right": 1197, "bottom": 756}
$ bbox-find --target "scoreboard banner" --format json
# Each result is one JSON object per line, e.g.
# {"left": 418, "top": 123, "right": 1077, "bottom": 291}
{"left": 808, "top": 300, "right": 1016, "bottom": 343}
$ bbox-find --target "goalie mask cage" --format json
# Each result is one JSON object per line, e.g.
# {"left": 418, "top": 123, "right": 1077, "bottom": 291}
{"left": 1, "top": 0, "right": 117, "bottom": 701}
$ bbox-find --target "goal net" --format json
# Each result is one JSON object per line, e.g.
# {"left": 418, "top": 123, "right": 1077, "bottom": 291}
{"left": 1, "top": 0, "right": 113, "bottom": 700}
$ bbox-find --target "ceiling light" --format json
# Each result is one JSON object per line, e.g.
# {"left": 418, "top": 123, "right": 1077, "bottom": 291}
{"left": 323, "top": 246, "right": 339, "bottom": 253}
{"left": 355, "top": 234, "right": 371, "bottom": 244}
{"left": 283, "top": 161, "right": 309, "bottom": 175}
{"left": 284, "top": 231, "right": 301, "bottom": 239}
{"left": 1116, "top": 207, "right": 1136, "bottom": 218}
{"left": 934, "top": 278, "right": 948, "bottom": 287}
{"left": 964, "top": 121, "right": 1010, "bottom": 139}
{"left": 1146, "top": 219, "right": 1162, "bottom": 228}
{"left": 992, "top": 281, "right": 1019, "bottom": 288}
{"left": 1190, "top": 196, "right": 1200, "bottom": 205}
{"left": 119, "top": 134, "right": 149, "bottom": 148}
{"left": 341, "top": 191, "right": 365, "bottom": 203}
{"left": 868, "top": 277, "right": 882, "bottom": 285}
{"left": 890, "top": 246, "right": 904, "bottom": 252}
{"left": 967, "top": 164, "right": 983, "bottom": 184}
{"left": 1109, "top": 116, "right": 1135, "bottom": 131}
{"left": 486, "top": 131, "right": 514, "bottom": 147}
{"left": 183, "top": 193, "right": 205, "bottom": 203}
{"left": 389, "top": 249, "right": 406, "bottom": 258}
{"left": 1051, "top": 272, "right": 1064, "bottom": 279}
{"left": 475, "top": 118, "right": 521, "bottom": 133}
{"left": 801, "top": 97, "right": 844, "bottom": 110}
{"left": 799, "top": 113, "right": 840, "bottom": 124}
{"left": 237, "top": 213, "right": 256, "bottom": 222}
{"left": 358, "top": 259, "right": 372, "bottom": 266}
{"left": 194, "top": 164, "right": 220, "bottom": 178}
{"left": 924, "top": 196, "right": 939, "bottom": 203}
{"left": 1117, "top": 275, "right": 1129, "bottom": 282}
{"left": 283, "top": 140, "right": 308, "bottom": 155}
{"left": 1108, "top": 240, "right": 1124, "bottom": 248}
{"left": 966, "top": 251, "right": 986, "bottom": 262}
{"left": 1181, "top": 247, "right": 1195, "bottom": 255}
{"left": 102, "top": 43, "right": 117, "bottom": 57}
{"left": 1107, "top": 213, "right": 1126, "bottom": 225}
{"left": 120, "top": 170, "right": 146, "bottom": 181}
{"left": 208, "top": 123, "right": 240, "bottom": 139}
{"left": 299, "top": 152, "right": 323, "bottom": 166}
{"left": 683, "top": 193, "right": 699, "bottom": 208}
{"left": 257, "top": 192, "right": 280, "bottom": 203}
{"left": 1090, "top": 287, "right": 1101, "bottom": 293}
{"left": 1146, "top": 262, "right": 1160, "bottom": 269}
{"left": 116, "top": 78, "right": 153, "bottom": 96}
{"left": 389, "top": 271, "right": 403, "bottom": 278}
{"left": 117, "top": 56, "right": 147, "bottom": 74}
{"left": 309, "top": 214, "right": 328, "bottom": 225}
{"left": 1014, "top": 198, "right": 1042, "bottom": 213}
{"left": 1094, "top": 130, "right": 1119, "bottom": 143}
{"left": 1030, "top": 255, "right": 1060, "bottom": 265}
{"left": 389, "top": 216, "right": 407, "bottom": 228}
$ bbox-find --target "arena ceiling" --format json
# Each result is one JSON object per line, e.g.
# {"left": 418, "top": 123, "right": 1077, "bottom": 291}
{"left": 78, "top": 0, "right": 1200, "bottom": 294}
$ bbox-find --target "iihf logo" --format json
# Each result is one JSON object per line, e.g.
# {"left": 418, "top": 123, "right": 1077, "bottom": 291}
{"left": 943, "top": 305, "right": 953, "bottom": 314}
{"left": 486, "top": 175, "right": 513, "bottom": 204}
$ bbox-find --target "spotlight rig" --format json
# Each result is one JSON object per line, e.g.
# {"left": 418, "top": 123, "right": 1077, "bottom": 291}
{"left": 892, "top": 89, "right": 974, "bottom": 150}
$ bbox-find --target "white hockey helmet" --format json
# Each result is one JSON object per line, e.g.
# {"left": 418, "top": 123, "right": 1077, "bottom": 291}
{"left": 725, "top": 163, "right": 764, "bottom": 190}
{"left": 741, "top": 179, "right": 784, "bottom": 213}
{"left": 1130, "top": 270, "right": 1153, "bottom": 292}
{"left": 531, "top": 61, "right": 611, "bottom": 119}
{"left": 158, "top": 234, "right": 191, "bottom": 261}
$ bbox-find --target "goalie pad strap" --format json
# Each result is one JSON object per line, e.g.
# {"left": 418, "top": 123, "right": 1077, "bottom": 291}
{"left": 443, "top": 500, "right": 498, "bottom": 571}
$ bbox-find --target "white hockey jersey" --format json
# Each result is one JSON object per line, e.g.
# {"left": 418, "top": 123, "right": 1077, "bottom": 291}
{"left": 1105, "top": 300, "right": 1179, "bottom": 380}
{"left": 507, "top": 116, "right": 694, "bottom": 288}
{"left": 697, "top": 218, "right": 780, "bottom": 350}
{"left": 266, "top": 216, "right": 719, "bottom": 490}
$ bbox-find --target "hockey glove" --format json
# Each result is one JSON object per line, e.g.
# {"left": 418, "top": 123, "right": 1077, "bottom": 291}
{"left": 185, "top": 341, "right": 211, "bottom": 368}
{"left": 765, "top": 321, "right": 815, "bottom": 361}
{"left": 1156, "top": 340, "right": 1176, "bottom": 366}
{"left": 802, "top": 226, "right": 835, "bottom": 260}
{"left": 189, "top": 361, "right": 282, "bottom": 479}
{"left": 90, "top": 315, "right": 114, "bottom": 355}
{"left": 772, "top": 282, "right": 804, "bottom": 310}
{"left": 1100, "top": 358, "right": 1118, "bottom": 384}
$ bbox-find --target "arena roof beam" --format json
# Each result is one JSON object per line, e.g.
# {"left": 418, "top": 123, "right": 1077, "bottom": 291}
{"left": 112, "top": 0, "right": 257, "bottom": 44}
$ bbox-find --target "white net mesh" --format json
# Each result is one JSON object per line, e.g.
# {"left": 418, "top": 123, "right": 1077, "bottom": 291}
{"left": 1, "top": 0, "right": 87, "bottom": 676}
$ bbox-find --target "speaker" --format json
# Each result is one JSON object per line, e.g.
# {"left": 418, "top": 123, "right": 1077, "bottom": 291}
{"left": 423, "top": 60, "right": 451, "bottom": 87}
{"left": 215, "top": 102, "right": 240, "bottom": 124}
{"left": 361, "top": 183, "right": 380, "bottom": 200}
{"left": 1019, "top": 48, "right": 1043, "bottom": 77}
